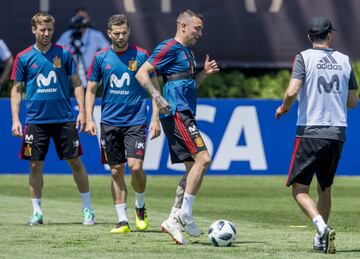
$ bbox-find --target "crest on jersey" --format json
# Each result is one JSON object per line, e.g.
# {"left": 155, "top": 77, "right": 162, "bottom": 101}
{"left": 195, "top": 136, "right": 205, "bottom": 148}
{"left": 53, "top": 56, "right": 61, "bottom": 68}
{"left": 128, "top": 60, "right": 137, "bottom": 71}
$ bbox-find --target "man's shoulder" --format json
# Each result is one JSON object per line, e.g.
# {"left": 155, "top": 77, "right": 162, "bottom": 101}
{"left": 15, "top": 45, "right": 34, "bottom": 60}
{"left": 94, "top": 46, "right": 111, "bottom": 58}
{"left": 129, "top": 44, "right": 149, "bottom": 57}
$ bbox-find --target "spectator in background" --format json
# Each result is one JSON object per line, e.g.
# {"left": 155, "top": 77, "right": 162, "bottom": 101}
{"left": 0, "top": 39, "right": 13, "bottom": 91}
{"left": 275, "top": 16, "right": 358, "bottom": 254}
{"left": 57, "top": 7, "right": 109, "bottom": 86}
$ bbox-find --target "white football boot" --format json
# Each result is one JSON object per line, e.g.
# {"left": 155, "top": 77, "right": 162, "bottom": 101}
{"left": 175, "top": 209, "right": 202, "bottom": 237}
{"left": 161, "top": 217, "right": 187, "bottom": 245}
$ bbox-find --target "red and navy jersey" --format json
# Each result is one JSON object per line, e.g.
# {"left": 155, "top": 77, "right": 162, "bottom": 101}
{"left": 11, "top": 44, "right": 77, "bottom": 124}
{"left": 147, "top": 38, "right": 197, "bottom": 117}
{"left": 87, "top": 45, "right": 149, "bottom": 126}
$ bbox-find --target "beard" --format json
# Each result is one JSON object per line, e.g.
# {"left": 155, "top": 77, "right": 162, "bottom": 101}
{"left": 113, "top": 41, "right": 128, "bottom": 50}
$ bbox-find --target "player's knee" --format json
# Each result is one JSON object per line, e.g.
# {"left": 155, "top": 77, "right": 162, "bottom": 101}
{"left": 67, "top": 158, "right": 84, "bottom": 172}
{"left": 128, "top": 160, "right": 143, "bottom": 175}
{"left": 129, "top": 165, "right": 144, "bottom": 177}
{"left": 110, "top": 164, "right": 125, "bottom": 177}
{"left": 198, "top": 152, "right": 212, "bottom": 169}
{"left": 29, "top": 161, "right": 43, "bottom": 173}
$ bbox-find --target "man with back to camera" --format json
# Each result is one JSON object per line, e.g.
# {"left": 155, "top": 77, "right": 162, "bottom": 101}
{"left": 57, "top": 7, "right": 109, "bottom": 86}
{"left": 275, "top": 16, "right": 358, "bottom": 253}
{"left": 11, "top": 11, "right": 95, "bottom": 226}
{"left": 85, "top": 14, "right": 161, "bottom": 234}
{"left": 136, "top": 9, "right": 220, "bottom": 244}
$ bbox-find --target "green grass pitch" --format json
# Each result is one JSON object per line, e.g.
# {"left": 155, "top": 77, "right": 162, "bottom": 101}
{"left": 0, "top": 175, "right": 360, "bottom": 258}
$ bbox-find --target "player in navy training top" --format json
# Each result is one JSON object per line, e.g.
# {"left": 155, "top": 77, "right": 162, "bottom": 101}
{"left": 10, "top": 12, "right": 95, "bottom": 226}
{"left": 85, "top": 14, "right": 161, "bottom": 234}
{"left": 136, "top": 9, "right": 219, "bottom": 245}
{"left": 275, "top": 17, "right": 358, "bottom": 253}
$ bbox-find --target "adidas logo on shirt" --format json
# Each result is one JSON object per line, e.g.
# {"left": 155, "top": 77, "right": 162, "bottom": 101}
{"left": 316, "top": 54, "right": 342, "bottom": 70}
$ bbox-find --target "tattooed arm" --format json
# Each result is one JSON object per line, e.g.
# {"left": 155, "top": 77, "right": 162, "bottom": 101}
{"left": 136, "top": 61, "right": 171, "bottom": 114}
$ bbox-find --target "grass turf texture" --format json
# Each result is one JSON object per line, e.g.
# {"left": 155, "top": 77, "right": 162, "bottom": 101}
{"left": 0, "top": 175, "right": 360, "bottom": 258}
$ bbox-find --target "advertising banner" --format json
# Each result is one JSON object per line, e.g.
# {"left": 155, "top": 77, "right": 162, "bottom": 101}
{"left": 1, "top": 98, "right": 359, "bottom": 175}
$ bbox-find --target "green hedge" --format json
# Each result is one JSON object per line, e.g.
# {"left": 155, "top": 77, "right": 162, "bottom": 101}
{"left": 2, "top": 61, "right": 360, "bottom": 98}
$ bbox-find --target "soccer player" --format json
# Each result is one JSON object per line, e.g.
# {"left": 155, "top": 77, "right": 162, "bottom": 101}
{"left": 10, "top": 12, "right": 95, "bottom": 226}
{"left": 136, "top": 9, "right": 219, "bottom": 244}
{"left": 85, "top": 14, "right": 161, "bottom": 233}
{"left": 275, "top": 16, "right": 358, "bottom": 253}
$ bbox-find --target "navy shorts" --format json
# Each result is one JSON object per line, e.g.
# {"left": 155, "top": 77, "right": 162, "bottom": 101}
{"left": 20, "top": 122, "right": 83, "bottom": 161}
{"left": 286, "top": 137, "right": 343, "bottom": 190}
{"left": 100, "top": 123, "right": 146, "bottom": 165}
{"left": 161, "top": 110, "right": 207, "bottom": 164}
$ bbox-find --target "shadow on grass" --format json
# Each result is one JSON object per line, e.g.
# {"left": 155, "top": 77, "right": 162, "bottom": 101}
{"left": 191, "top": 240, "right": 267, "bottom": 246}
{"left": 336, "top": 249, "right": 360, "bottom": 253}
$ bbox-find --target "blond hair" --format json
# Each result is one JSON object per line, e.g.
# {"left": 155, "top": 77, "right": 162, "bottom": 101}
{"left": 31, "top": 12, "right": 55, "bottom": 29}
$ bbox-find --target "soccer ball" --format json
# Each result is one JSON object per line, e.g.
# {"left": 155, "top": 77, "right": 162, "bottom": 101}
{"left": 208, "top": 220, "right": 237, "bottom": 247}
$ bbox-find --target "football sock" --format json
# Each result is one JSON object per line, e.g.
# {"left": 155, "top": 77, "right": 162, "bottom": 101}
{"left": 80, "top": 192, "right": 93, "bottom": 210}
{"left": 135, "top": 191, "right": 145, "bottom": 209}
{"left": 115, "top": 203, "right": 128, "bottom": 223}
{"left": 312, "top": 215, "right": 327, "bottom": 236}
{"left": 181, "top": 192, "right": 195, "bottom": 217}
{"left": 31, "top": 198, "right": 42, "bottom": 215}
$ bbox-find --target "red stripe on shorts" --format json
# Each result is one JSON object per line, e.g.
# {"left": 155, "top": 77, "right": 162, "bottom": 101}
{"left": 174, "top": 112, "right": 197, "bottom": 154}
{"left": 286, "top": 137, "right": 300, "bottom": 185}
{"left": 19, "top": 125, "right": 28, "bottom": 159}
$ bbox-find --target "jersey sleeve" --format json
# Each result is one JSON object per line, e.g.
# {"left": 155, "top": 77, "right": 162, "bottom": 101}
{"left": 10, "top": 54, "right": 25, "bottom": 82}
{"left": 349, "top": 69, "right": 358, "bottom": 90}
{"left": 64, "top": 49, "right": 78, "bottom": 76}
{"left": 147, "top": 41, "right": 177, "bottom": 73}
{"left": 87, "top": 55, "right": 101, "bottom": 82}
{"left": 291, "top": 53, "right": 305, "bottom": 81}
{"left": 138, "top": 51, "right": 155, "bottom": 78}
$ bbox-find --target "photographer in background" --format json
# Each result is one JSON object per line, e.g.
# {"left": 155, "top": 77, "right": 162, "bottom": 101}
{"left": 57, "top": 7, "right": 109, "bottom": 86}
{"left": 0, "top": 39, "right": 13, "bottom": 91}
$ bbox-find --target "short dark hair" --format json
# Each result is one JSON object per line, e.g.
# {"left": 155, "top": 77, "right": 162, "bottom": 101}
{"left": 308, "top": 31, "right": 329, "bottom": 43}
{"left": 75, "top": 7, "right": 89, "bottom": 14}
{"left": 107, "top": 14, "right": 129, "bottom": 30}
{"left": 177, "top": 9, "right": 204, "bottom": 23}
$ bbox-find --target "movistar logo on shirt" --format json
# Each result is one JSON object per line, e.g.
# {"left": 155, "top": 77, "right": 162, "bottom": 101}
{"left": 109, "top": 73, "right": 130, "bottom": 95}
{"left": 36, "top": 71, "right": 58, "bottom": 94}
{"left": 317, "top": 74, "right": 341, "bottom": 94}
{"left": 316, "top": 54, "right": 342, "bottom": 70}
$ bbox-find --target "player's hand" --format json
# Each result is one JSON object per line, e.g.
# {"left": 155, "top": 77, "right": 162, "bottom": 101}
{"left": 149, "top": 119, "right": 161, "bottom": 140}
{"left": 76, "top": 111, "right": 86, "bottom": 132}
{"left": 275, "top": 105, "right": 289, "bottom": 120}
{"left": 12, "top": 120, "right": 23, "bottom": 137}
{"left": 85, "top": 120, "right": 97, "bottom": 136}
{"left": 203, "top": 54, "right": 220, "bottom": 75}
{"left": 154, "top": 94, "right": 171, "bottom": 114}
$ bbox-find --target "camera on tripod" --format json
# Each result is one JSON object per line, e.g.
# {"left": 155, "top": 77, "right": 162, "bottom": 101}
{"left": 69, "top": 15, "right": 91, "bottom": 47}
